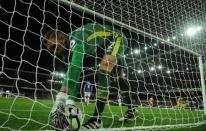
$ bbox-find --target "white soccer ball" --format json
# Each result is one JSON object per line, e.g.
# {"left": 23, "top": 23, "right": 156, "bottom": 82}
{"left": 65, "top": 106, "right": 83, "bottom": 130}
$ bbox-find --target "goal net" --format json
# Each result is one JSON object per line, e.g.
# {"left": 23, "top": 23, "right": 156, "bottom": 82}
{"left": 0, "top": 0, "right": 206, "bottom": 130}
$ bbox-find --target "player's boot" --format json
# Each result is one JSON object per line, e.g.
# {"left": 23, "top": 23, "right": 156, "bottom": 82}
{"left": 50, "top": 92, "right": 69, "bottom": 130}
{"left": 81, "top": 117, "right": 102, "bottom": 130}
{"left": 119, "top": 109, "right": 138, "bottom": 122}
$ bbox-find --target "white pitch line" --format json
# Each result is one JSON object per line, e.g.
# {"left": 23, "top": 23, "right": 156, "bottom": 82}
{"left": 0, "top": 108, "right": 203, "bottom": 115}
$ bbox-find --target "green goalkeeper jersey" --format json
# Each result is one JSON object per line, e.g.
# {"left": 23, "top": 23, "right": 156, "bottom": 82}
{"left": 63, "top": 23, "right": 128, "bottom": 100}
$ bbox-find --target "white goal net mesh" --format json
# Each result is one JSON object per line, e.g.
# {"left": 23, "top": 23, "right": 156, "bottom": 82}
{"left": 0, "top": 0, "right": 206, "bottom": 130}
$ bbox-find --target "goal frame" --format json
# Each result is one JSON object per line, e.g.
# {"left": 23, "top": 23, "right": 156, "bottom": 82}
{"left": 53, "top": 0, "right": 206, "bottom": 129}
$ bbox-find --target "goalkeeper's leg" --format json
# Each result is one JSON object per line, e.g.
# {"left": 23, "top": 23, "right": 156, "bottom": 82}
{"left": 82, "top": 54, "right": 117, "bottom": 129}
{"left": 118, "top": 77, "right": 138, "bottom": 121}
{"left": 82, "top": 70, "right": 111, "bottom": 129}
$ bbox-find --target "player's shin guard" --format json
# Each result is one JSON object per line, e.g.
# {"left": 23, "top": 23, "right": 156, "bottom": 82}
{"left": 94, "top": 87, "right": 108, "bottom": 119}
{"left": 94, "top": 70, "right": 110, "bottom": 120}
{"left": 82, "top": 71, "right": 109, "bottom": 129}
{"left": 82, "top": 89, "right": 107, "bottom": 129}
{"left": 118, "top": 78, "right": 136, "bottom": 111}
{"left": 118, "top": 78, "right": 137, "bottom": 121}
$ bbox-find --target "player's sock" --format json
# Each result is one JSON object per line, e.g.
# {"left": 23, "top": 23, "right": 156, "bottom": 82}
{"left": 118, "top": 78, "right": 134, "bottom": 110}
{"left": 124, "top": 96, "right": 136, "bottom": 111}
{"left": 84, "top": 97, "right": 86, "bottom": 103}
{"left": 92, "top": 70, "right": 110, "bottom": 121}
{"left": 119, "top": 96, "right": 137, "bottom": 122}
{"left": 87, "top": 98, "right": 90, "bottom": 104}
{"left": 118, "top": 78, "right": 137, "bottom": 121}
{"left": 93, "top": 100, "right": 106, "bottom": 120}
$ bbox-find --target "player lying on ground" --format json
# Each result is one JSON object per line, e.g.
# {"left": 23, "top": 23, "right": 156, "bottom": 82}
{"left": 43, "top": 23, "right": 137, "bottom": 130}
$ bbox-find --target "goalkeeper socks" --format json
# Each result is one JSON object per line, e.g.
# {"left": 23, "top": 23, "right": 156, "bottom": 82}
{"left": 124, "top": 95, "right": 137, "bottom": 112}
{"left": 93, "top": 100, "right": 106, "bottom": 121}
{"left": 118, "top": 78, "right": 136, "bottom": 112}
{"left": 93, "top": 70, "right": 110, "bottom": 120}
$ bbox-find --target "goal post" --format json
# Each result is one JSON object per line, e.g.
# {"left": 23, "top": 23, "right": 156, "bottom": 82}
{"left": 55, "top": 0, "right": 200, "bottom": 56}
{"left": 56, "top": 0, "right": 206, "bottom": 126}
{"left": 55, "top": 0, "right": 206, "bottom": 116}
{"left": 198, "top": 56, "right": 206, "bottom": 115}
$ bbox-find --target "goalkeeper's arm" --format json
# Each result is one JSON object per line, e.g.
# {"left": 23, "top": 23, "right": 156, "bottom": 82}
{"left": 62, "top": 44, "right": 85, "bottom": 104}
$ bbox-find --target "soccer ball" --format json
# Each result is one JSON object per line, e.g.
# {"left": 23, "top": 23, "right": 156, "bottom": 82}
{"left": 50, "top": 104, "right": 83, "bottom": 131}
{"left": 65, "top": 106, "right": 83, "bottom": 131}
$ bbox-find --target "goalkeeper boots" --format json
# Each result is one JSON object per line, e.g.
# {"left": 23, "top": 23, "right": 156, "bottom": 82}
{"left": 81, "top": 117, "right": 102, "bottom": 130}
{"left": 119, "top": 109, "right": 138, "bottom": 122}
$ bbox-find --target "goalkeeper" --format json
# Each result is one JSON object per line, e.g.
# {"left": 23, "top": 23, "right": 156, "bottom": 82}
{"left": 43, "top": 23, "right": 135, "bottom": 130}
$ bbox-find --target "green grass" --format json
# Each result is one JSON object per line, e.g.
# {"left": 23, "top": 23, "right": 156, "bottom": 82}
{"left": 0, "top": 97, "right": 205, "bottom": 130}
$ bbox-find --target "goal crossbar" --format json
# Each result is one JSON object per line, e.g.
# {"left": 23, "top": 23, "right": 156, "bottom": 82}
{"left": 54, "top": 0, "right": 206, "bottom": 116}
{"left": 54, "top": 0, "right": 200, "bottom": 57}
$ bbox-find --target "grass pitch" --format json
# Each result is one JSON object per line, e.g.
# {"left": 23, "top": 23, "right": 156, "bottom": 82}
{"left": 0, "top": 97, "right": 205, "bottom": 130}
